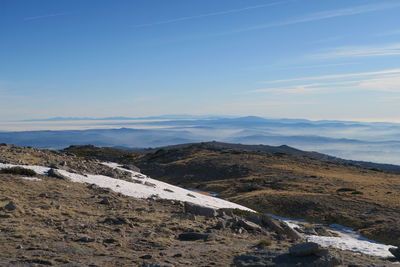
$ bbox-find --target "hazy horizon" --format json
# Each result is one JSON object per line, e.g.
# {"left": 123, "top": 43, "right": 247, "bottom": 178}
{"left": 1, "top": 115, "right": 400, "bottom": 165}
{"left": 1, "top": 0, "right": 400, "bottom": 121}
{"left": 2, "top": 0, "right": 400, "bottom": 165}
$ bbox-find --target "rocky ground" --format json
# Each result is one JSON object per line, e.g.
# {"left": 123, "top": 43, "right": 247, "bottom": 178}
{"left": 63, "top": 142, "right": 400, "bottom": 248}
{"left": 0, "top": 144, "right": 399, "bottom": 266}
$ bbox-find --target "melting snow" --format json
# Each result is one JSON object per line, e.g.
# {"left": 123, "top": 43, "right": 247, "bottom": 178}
{"left": 1, "top": 162, "right": 397, "bottom": 258}
{"left": 21, "top": 177, "right": 42, "bottom": 181}
{"left": 270, "top": 214, "right": 396, "bottom": 258}
{"left": 0, "top": 162, "right": 252, "bottom": 211}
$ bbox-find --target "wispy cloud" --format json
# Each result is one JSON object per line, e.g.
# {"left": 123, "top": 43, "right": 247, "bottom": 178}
{"left": 251, "top": 80, "right": 360, "bottom": 94}
{"left": 308, "top": 43, "right": 400, "bottom": 60}
{"left": 260, "top": 69, "right": 400, "bottom": 84}
{"left": 243, "top": 62, "right": 359, "bottom": 72}
{"left": 357, "top": 74, "right": 400, "bottom": 93}
{"left": 232, "top": 2, "right": 400, "bottom": 33}
{"left": 251, "top": 69, "right": 400, "bottom": 94}
{"left": 131, "top": 2, "right": 284, "bottom": 28}
{"left": 23, "top": 13, "right": 68, "bottom": 22}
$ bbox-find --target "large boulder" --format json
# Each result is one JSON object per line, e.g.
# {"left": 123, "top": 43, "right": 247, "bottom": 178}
{"left": 389, "top": 247, "right": 400, "bottom": 259}
{"left": 184, "top": 202, "right": 217, "bottom": 218}
{"left": 281, "top": 223, "right": 303, "bottom": 240}
{"left": 234, "top": 247, "right": 342, "bottom": 267}
{"left": 262, "top": 217, "right": 303, "bottom": 240}
{"left": 47, "top": 168, "right": 68, "bottom": 180}
{"left": 237, "top": 219, "right": 263, "bottom": 232}
{"left": 289, "top": 242, "right": 321, "bottom": 257}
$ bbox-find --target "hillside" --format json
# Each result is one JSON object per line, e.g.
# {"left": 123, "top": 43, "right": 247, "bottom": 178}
{"left": 64, "top": 142, "right": 400, "bottom": 248}
{"left": 1, "top": 143, "right": 399, "bottom": 266}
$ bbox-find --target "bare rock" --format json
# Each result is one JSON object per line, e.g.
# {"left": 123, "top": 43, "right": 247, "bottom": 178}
{"left": 140, "top": 254, "right": 153, "bottom": 259}
{"left": 178, "top": 232, "right": 209, "bottom": 241}
{"left": 262, "top": 217, "right": 302, "bottom": 240}
{"left": 234, "top": 247, "right": 342, "bottom": 267}
{"left": 289, "top": 242, "right": 321, "bottom": 257}
{"left": 47, "top": 168, "right": 67, "bottom": 180}
{"left": 4, "top": 201, "right": 17, "bottom": 211}
{"left": 184, "top": 202, "right": 217, "bottom": 218}
{"left": 75, "top": 236, "right": 95, "bottom": 243}
{"left": 389, "top": 247, "right": 400, "bottom": 259}
{"left": 237, "top": 219, "right": 263, "bottom": 232}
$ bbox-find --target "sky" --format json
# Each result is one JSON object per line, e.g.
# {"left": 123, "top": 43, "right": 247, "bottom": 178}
{"left": 1, "top": 0, "right": 400, "bottom": 122}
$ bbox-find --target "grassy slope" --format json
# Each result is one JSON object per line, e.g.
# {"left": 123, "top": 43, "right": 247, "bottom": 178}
{"left": 64, "top": 143, "right": 400, "bottom": 247}
{"left": 0, "top": 173, "right": 274, "bottom": 266}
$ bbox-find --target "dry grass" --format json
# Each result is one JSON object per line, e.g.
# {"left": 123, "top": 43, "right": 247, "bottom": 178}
{"left": 0, "top": 173, "right": 277, "bottom": 266}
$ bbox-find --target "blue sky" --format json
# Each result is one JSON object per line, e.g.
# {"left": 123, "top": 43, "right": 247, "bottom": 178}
{"left": 1, "top": 0, "right": 400, "bottom": 121}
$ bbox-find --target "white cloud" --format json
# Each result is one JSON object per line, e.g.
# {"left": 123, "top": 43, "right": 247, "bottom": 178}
{"left": 308, "top": 43, "right": 400, "bottom": 60}
{"left": 251, "top": 80, "right": 359, "bottom": 94}
{"left": 357, "top": 75, "right": 400, "bottom": 92}
{"left": 233, "top": 2, "right": 400, "bottom": 33}
{"left": 251, "top": 69, "right": 400, "bottom": 94}
{"left": 260, "top": 69, "right": 400, "bottom": 84}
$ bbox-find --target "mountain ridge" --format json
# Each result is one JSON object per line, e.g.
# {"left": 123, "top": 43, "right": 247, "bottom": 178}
{"left": 63, "top": 141, "right": 400, "bottom": 248}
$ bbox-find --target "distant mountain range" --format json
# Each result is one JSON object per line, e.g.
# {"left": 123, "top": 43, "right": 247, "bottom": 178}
{"left": 20, "top": 115, "right": 230, "bottom": 122}
{"left": 1, "top": 115, "right": 400, "bottom": 165}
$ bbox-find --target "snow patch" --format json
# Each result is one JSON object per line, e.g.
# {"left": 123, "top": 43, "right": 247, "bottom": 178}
{"left": 0, "top": 163, "right": 252, "bottom": 211}
{"left": 2, "top": 162, "right": 396, "bottom": 258}
{"left": 270, "top": 214, "right": 396, "bottom": 258}
{"left": 21, "top": 177, "right": 42, "bottom": 181}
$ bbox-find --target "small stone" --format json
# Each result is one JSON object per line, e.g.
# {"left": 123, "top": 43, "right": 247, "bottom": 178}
{"left": 87, "top": 184, "right": 98, "bottom": 189}
{"left": 49, "top": 163, "right": 58, "bottom": 169}
{"left": 215, "top": 220, "right": 226, "bottom": 230}
{"left": 178, "top": 232, "right": 209, "bottom": 241}
{"left": 16, "top": 245, "right": 23, "bottom": 249}
{"left": 140, "top": 254, "right": 153, "bottom": 259}
{"left": 144, "top": 181, "right": 156, "bottom": 187}
{"left": 172, "top": 253, "right": 182, "bottom": 258}
{"left": 75, "top": 236, "right": 95, "bottom": 243}
{"left": 103, "top": 238, "right": 117, "bottom": 244}
{"left": 237, "top": 227, "right": 245, "bottom": 234}
{"left": 99, "top": 197, "right": 111, "bottom": 205}
{"left": 4, "top": 201, "right": 17, "bottom": 211}
{"left": 163, "top": 188, "right": 174, "bottom": 193}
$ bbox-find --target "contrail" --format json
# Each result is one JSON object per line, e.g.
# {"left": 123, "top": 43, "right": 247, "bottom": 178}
{"left": 23, "top": 13, "right": 68, "bottom": 21}
{"left": 131, "top": 1, "right": 285, "bottom": 28}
